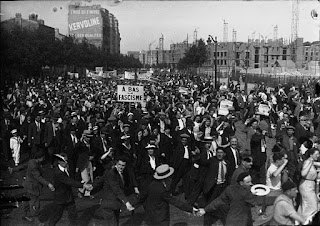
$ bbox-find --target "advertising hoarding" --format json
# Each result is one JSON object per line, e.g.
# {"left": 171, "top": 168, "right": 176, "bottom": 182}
{"left": 68, "top": 5, "right": 103, "bottom": 40}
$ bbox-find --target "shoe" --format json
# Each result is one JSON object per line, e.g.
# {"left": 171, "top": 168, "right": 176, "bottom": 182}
{"left": 22, "top": 216, "right": 34, "bottom": 222}
{"left": 77, "top": 192, "right": 84, "bottom": 198}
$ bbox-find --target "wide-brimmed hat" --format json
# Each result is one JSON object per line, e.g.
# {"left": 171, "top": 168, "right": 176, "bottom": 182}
{"left": 11, "top": 129, "right": 18, "bottom": 134}
{"left": 153, "top": 164, "right": 174, "bottom": 180}
{"left": 251, "top": 184, "right": 270, "bottom": 196}
{"left": 83, "top": 130, "right": 93, "bottom": 137}
{"left": 286, "top": 125, "right": 295, "bottom": 130}
{"left": 121, "top": 135, "right": 130, "bottom": 140}
{"left": 202, "top": 136, "right": 214, "bottom": 143}
{"left": 54, "top": 153, "right": 68, "bottom": 163}
{"left": 145, "top": 144, "right": 157, "bottom": 149}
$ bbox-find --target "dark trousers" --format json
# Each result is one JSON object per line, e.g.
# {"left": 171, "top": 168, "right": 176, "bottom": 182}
{"left": 23, "top": 193, "right": 40, "bottom": 217}
{"left": 203, "top": 183, "right": 227, "bottom": 226}
{"left": 47, "top": 202, "right": 78, "bottom": 226}
{"left": 31, "top": 144, "right": 42, "bottom": 157}
{"left": 47, "top": 145, "right": 57, "bottom": 166}
{"left": 170, "top": 159, "right": 190, "bottom": 194}
{"left": 100, "top": 207, "right": 120, "bottom": 226}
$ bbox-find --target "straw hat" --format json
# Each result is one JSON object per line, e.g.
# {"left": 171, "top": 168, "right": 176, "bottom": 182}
{"left": 153, "top": 164, "right": 174, "bottom": 180}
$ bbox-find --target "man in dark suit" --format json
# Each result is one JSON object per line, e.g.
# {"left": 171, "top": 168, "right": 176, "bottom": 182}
{"left": 0, "top": 111, "right": 13, "bottom": 161}
{"left": 61, "top": 125, "right": 79, "bottom": 178}
{"left": 159, "top": 125, "right": 174, "bottom": 164}
{"left": 28, "top": 113, "right": 45, "bottom": 157}
{"left": 202, "top": 148, "right": 231, "bottom": 225}
{"left": 224, "top": 137, "right": 241, "bottom": 178}
{"left": 92, "top": 157, "right": 137, "bottom": 226}
{"left": 132, "top": 164, "right": 196, "bottom": 226}
{"left": 44, "top": 116, "right": 61, "bottom": 168}
{"left": 9, "top": 150, "right": 55, "bottom": 222}
{"left": 39, "top": 153, "right": 92, "bottom": 226}
{"left": 170, "top": 133, "right": 196, "bottom": 196}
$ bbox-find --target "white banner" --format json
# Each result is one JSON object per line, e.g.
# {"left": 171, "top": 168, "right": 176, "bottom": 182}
{"left": 220, "top": 100, "right": 233, "bottom": 110}
{"left": 117, "top": 85, "right": 144, "bottom": 102}
{"left": 124, "top": 71, "right": 135, "bottom": 80}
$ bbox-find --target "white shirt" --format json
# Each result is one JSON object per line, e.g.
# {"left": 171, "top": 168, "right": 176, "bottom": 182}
{"left": 230, "top": 147, "right": 239, "bottom": 168}
{"left": 204, "top": 127, "right": 211, "bottom": 137}
{"left": 58, "top": 164, "right": 69, "bottom": 176}
{"left": 10, "top": 136, "right": 22, "bottom": 152}
{"left": 178, "top": 118, "right": 185, "bottom": 130}
{"left": 149, "top": 155, "right": 156, "bottom": 170}
{"left": 266, "top": 163, "right": 281, "bottom": 190}
{"left": 217, "top": 160, "right": 227, "bottom": 184}
{"left": 183, "top": 146, "right": 189, "bottom": 159}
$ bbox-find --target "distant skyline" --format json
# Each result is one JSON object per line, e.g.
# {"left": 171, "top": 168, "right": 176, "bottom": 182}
{"left": 1, "top": 1, "right": 320, "bottom": 54}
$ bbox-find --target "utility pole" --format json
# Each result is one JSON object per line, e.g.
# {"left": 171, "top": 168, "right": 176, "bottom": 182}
{"left": 207, "top": 35, "right": 218, "bottom": 89}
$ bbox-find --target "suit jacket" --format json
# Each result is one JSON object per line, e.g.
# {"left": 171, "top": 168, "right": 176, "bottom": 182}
{"left": 281, "top": 134, "right": 299, "bottom": 178}
{"left": 203, "top": 157, "right": 231, "bottom": 194}
{"left": 250, "top": 133, "right": 267, "bottom": 167}
{"left": 224, "top": 146, "right": 240, "bottom": 176}
{"left": 44, "top": 122, "right": 55, "bottom": 146}
{"left": 134, "top": 180, "right": 193, "bottom": 226}
{"left": 93, "top": 167, "right": 129, "bottom": 210}
{"left": 159, "top": 133, "right": 174, "bottom": 164}
{"left": 172, "top": 143, "right": 193, "bottom": 169}
{"left": 53, "top": 167, "right": 83, "bottom": 204}
{"left": 23, "top": 159, "right": 50, "bottom": 196}
{"left": 28, "top": 121, "right": 44, "bottom": 145}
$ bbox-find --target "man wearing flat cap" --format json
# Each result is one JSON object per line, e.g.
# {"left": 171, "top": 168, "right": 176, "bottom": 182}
{"left": 280, "top": 125, "right": 299, "bottom": 183}
{"left": 170, "top": 133, "right": 195, "bottom": 196}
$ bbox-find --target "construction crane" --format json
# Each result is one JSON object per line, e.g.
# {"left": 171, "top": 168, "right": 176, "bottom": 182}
{"left": 148, "top": 40, "right": 156, "bottom": 66}
{"left": 193, "top": 27, "right": 199, "bottom": 45}
{"left": 223, "top": 19, "right": 228, "bottom": 43}
{"left": 273, "top": 25, "right": 278, "bottom": 41}
{"left": 251, "top": 31, "right": 256, "bottom": 41}
{"left": 291, "top": 0, "right": 300, "bottom": 64}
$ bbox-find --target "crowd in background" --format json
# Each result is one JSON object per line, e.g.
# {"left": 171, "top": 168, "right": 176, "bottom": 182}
{"left": 1, "top": 73, "right": 320, "bottom": 225}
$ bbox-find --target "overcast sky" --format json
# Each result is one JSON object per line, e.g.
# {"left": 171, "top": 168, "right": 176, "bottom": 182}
{"left": 1, "top": 1, "right": 320, "bottom": 54}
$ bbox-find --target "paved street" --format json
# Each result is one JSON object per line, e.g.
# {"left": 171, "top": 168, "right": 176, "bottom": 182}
{"left": 0, "top": 121, "right": 275, "bottom": 226}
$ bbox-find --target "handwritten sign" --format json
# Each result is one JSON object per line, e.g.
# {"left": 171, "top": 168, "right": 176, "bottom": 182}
{"left": 117, "top": 85, "right": 144, "bottom": 102}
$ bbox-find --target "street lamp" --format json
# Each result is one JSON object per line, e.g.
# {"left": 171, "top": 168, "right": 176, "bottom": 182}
{"left": 207, "top": 35, "right": 218, "bottom": 89}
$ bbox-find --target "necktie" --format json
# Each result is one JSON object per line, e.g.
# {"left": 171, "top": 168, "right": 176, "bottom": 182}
{"left": 220, "top": 161, "right": 225, "bottom": 182}
{"left": 72, "top": 135, "right": 75, "bottom": 147}
{"left": 119, "top": 172, "right": 124, "bottom": 184}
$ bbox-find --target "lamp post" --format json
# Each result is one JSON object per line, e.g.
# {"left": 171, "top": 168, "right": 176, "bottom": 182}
{"left": 207, "top": 35, "right": 218, "bottom": 89}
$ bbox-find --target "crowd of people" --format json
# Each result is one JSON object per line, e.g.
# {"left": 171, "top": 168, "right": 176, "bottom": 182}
{"left": 1, "top": 73, "right": 320, "bottom": 225}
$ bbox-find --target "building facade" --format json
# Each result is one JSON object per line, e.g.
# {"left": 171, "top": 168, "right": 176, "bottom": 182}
{"left": 1, "top": 13, "right": 55, "bottom": 40}
{"left": 68, "top": 4, "right": 120, "bottom": 54}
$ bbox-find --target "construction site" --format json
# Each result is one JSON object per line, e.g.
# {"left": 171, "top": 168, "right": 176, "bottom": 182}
{"left": 127, "top": 0, "right": 319, "bottom": 78}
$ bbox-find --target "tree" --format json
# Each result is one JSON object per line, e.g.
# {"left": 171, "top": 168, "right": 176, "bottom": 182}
{"left": 177, "top": 39, "right": 208, "bottom": 69}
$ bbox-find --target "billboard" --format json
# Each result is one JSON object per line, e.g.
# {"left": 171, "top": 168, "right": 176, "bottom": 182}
{"left": 68, "top": 5, "right": 103, "bottom": 40}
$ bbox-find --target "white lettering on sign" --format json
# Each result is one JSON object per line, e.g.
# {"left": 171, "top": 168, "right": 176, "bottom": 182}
{"left": 117, "top": 85, "right": 144, "bottom": 103}
{"left": 68, "top": 17, "right": 100, "bottom": 31}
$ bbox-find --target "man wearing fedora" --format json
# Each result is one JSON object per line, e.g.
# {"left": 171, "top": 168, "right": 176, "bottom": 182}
{"left": 28, "top": 112, "right": 45, "bottom": 158}
{"left": 44, "top": 115, "right": 61, "bottom": 168}
{"left": 132, "top": 164, "right": 197, "bottom": 226}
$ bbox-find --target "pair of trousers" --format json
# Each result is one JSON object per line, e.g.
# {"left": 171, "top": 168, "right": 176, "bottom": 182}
{"left": 99, "top": 207, "right": 120, "bottom": 226}
{"left": 47, "top": 202, "right": 78, "bottom": 226}
{"left": 23, "top": 193, "right": 40, "bottom": 217}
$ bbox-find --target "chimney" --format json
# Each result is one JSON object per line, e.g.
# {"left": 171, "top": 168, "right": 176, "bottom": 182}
{"left": 15, "top": 13, "right": 22, "bottom": 18}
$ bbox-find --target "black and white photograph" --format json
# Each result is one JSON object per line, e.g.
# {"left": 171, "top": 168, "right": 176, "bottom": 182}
{"left": 1, "top": 0, "right": 320, "bottom": 225}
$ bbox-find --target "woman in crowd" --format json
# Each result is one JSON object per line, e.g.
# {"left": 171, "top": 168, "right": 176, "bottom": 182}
{"left": 298, "top": 148, "right": 320, "bottom": 220}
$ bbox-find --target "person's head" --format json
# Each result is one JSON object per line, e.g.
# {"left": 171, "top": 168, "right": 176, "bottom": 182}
{"left": 194, "top": 115, "right": 201, "bottom": 123}
{"left": 123, "top": 124, "right": 130, "bottom": 133}
{"left": 34, "top": 150, "right": 45, "bottom": 163}
{"left": 115, "top": 157, "right": 126, "bottom": 173}
{"left": 241, "top": 155, "right": 253, "bottom": 170}
{"left": 146, "top": 144, "right": 157, "bottom": 156}
{"left": 216, "top": 148, "right": 226, "bottom": 160}
{"left": 230, "top": 137, "right": 238, "bottom": 148}
{"left": 286, "top": 126, "right": 295, "bottom": 136}
{"left": 180, "top": 134, "right": 189, "bottom": 146}
{"left": 205, "top": 118, "right": 211, "bottom": 127}
{"left": 250, "top": 119, "right": 258, "bottom": 129}
{"left": 55, "top": 153, "right": 68, "bottom": 168}
{"left": 281, "top": 181, "right": 298, "bottom": 199}
{"left": 35, "top": 114, "right": 41, "bottom": 122}
{"left": 305, "top": 148, "right": 320, "bottom": 161}
{"left": 272, "top": 152, "right": 287, "bottom": 167}
{"left": 237, "top": 172, "right": 253, "bottom": 188}
{"left": 152, "top": 127, "right": 159, "bottom": 136}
